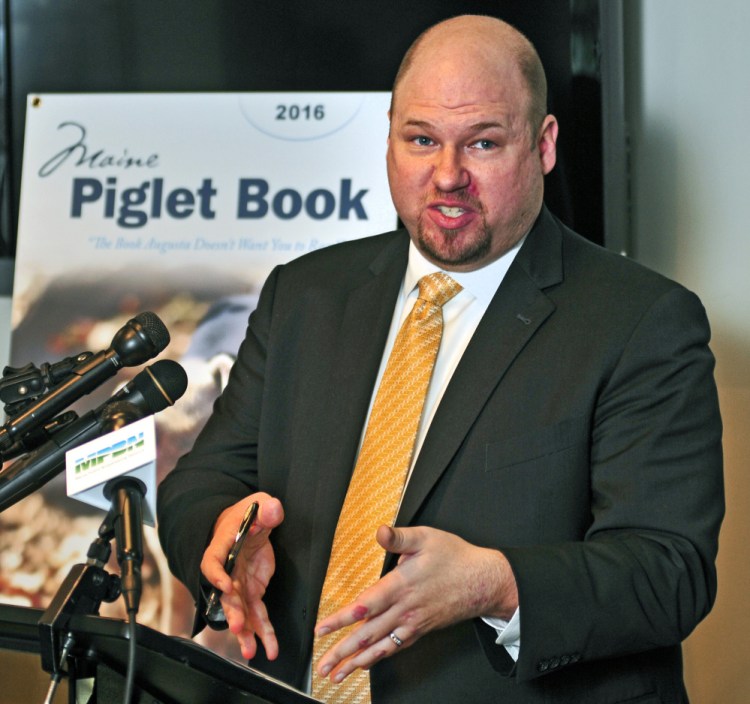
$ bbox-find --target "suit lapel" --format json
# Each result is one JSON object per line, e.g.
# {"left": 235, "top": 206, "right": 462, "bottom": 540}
{"left": 396, "top": 208, "right": 565, "bottom": 528}
{"left": 309, "top": 233, "right": 410, "bottom": 548}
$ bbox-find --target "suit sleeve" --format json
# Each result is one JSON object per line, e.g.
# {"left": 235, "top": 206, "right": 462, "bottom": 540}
{"left": 494, "top": 286, "right": 724, "bottom": 681}
{"left": 156, "top": 266, "right": 281, "bottom": 602}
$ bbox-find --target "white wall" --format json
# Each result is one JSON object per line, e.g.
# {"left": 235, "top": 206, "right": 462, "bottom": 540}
{"left": 625, "top": 1, "right": 750, "bottom": 700}
{"left": 0, "top": 258, "right": 12, "bottom": 373}
{"left": 0, "top": 296, "right": 10, "bottom": 374}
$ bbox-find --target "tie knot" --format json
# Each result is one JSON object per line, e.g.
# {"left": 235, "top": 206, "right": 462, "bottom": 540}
{"left": 418, "top": 272, "right": 463, "bottom": 308}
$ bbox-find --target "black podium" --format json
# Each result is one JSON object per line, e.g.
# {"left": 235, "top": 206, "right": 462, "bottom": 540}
{"left": 0, "top": 604, "right": 317, "bottom": 704}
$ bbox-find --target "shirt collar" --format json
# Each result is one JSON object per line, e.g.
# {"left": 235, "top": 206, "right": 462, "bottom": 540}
{"left": 404, "top": 235, "right": 526, "bottom": 308}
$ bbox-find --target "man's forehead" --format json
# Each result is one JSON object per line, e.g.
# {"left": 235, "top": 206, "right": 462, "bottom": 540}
{"left": 392, "top": 57, "right": 527, "bottom": 120}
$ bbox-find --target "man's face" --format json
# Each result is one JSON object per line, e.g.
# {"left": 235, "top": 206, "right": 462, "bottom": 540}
{"left": 386, "top": 49, "right": 557, "bottom": 271}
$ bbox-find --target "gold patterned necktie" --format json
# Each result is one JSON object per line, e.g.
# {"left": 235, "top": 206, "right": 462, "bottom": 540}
{"left": 311, "top": 272, "right": 463, "bottom": 704}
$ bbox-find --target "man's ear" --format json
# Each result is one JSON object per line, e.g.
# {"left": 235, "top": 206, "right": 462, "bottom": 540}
{"left": 537, "top": 115, "right": 558, "bottom": 175}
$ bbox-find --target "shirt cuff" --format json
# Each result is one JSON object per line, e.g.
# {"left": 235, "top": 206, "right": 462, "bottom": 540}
{"left": 481, "top": 608, "right": 520, "bottom": 662}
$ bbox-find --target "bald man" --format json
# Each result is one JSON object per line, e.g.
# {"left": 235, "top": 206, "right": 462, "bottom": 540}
{"left": 158, "top": 15, "right": 723, "bottom": 703}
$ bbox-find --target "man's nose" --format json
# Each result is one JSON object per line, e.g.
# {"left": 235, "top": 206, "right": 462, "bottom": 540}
{"left": 432, "top": 146, "right": 470, "bottom": 192}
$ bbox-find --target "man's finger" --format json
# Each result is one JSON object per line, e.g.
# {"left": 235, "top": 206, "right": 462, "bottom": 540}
{"left": 249, "top": 599, "right": 279, "bottom": 660}
{"left": 256, "top": 495, "right": 285, "bottom": 530}
{"left": 376, "top": 524, "right": 422, "bottom": 555}
{"left": 201, "top": 550, "right": 234, "bottom": 593}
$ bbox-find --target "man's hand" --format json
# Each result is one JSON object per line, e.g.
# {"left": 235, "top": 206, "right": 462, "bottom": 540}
{"left": 200, "top": 492, "right": 284, "bottom": 660}
{"left": 314, "top": 525, "right": 518, "bottom": 684}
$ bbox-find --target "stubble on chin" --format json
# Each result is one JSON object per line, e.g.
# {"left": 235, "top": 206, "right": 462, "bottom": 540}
{"left": 415, "top": 219, "right": 492, "bottom": 268}
{"left": 411, "top": 188, "right": 493, "bottom": 268}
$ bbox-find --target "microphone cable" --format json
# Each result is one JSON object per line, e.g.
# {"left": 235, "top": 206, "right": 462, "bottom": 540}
{"left": 123, "top": 612, "right": 138, "bottom": 704}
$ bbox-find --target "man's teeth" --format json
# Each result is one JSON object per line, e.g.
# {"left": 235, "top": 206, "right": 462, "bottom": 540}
{"left": 437, "top": 206, "right": 465, "bottom": 218}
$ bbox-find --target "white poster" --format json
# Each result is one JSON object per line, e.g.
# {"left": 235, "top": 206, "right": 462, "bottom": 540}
{"left": 1, "top": 92, "right": 395, "bottom": 656}
{"left": 13, "top": 92, "right": 395, "bottom": 318}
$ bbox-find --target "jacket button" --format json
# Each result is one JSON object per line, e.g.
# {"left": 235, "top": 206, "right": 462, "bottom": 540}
{"left": 537, "top": 660, "right": 549, "bottom": 672}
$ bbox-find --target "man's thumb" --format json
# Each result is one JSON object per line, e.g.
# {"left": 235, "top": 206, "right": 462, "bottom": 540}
{"left": 376, "top": 524, "right": 418, "bottom": 554}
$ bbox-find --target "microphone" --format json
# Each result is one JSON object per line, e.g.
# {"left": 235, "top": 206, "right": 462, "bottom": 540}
{"left": 0, "top": 311, "right": 170, "bottom": 454}
{"left": 0, "top": 359, "right": 187, "bottom": 513}
{"left": 67, "top": 361, "right": 188, "bottom": 616}
{"left": 0, "top": 411, "right": 80, "bottom": 463}
{"left": 106, "top": 476, "right": 146, "bottom": 615}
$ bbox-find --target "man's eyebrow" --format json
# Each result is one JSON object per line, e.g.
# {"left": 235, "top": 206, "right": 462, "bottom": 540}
{"left": 401, "top": 119, "right": 510, "bottom": 132}
{"left": 468, "top": 121, "right": 509, "bottom": 132}
{"left": 402, "top": 119, "right": 434, "bottom": 129}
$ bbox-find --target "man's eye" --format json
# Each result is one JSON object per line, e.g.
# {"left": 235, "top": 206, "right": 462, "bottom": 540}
{"left": 471, "top": 139, "right": 497, "bottom": 150}
{"left": 413, "top": 136, "right": 434, "bottom": 146}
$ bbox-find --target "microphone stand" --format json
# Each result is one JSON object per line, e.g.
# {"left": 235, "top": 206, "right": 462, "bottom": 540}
{"left": 38, "top": 508, "right": 122, "bottom": 704}
{"left": 38, "top": 475, "right": 148, "bottom": 704}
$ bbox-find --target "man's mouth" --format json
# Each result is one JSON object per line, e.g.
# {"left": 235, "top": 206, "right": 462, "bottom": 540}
{"left": 436, "top": 205, "right": 466, "bottom": 218}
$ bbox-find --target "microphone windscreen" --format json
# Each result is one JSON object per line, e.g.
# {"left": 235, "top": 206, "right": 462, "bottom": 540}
{"left": 134, "top": 311, "right": 171, "bottom": 352}
{"left": 136, "top": 359, "right": 188, "bottom": 411}
{"left": 112, "top": 312, "right": 171, "bottom": 367}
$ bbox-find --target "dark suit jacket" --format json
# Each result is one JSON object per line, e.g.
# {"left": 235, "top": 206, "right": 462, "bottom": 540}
{"left": 158, "top": 207, "right": 724, "bottom": 703}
